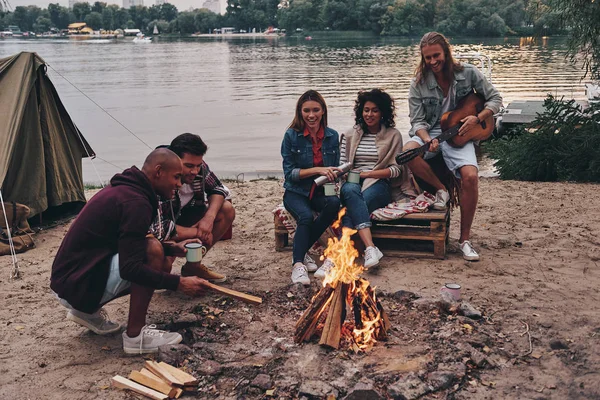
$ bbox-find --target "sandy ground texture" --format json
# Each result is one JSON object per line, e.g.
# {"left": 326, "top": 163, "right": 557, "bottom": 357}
{"left": 1, "top": 178, "right": 599, "bottom": 400}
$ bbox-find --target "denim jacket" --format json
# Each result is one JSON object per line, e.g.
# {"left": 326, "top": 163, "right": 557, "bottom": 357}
{"left": 408, "top": 63, "right": 503, "bottom": 137}
{"left": 281, "top": 127, "right": 340, "bottom": 197}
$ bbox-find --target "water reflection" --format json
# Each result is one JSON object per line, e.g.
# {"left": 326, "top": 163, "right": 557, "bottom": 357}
{"left": 0, "top": 36, "right": 587, "bottom": 182}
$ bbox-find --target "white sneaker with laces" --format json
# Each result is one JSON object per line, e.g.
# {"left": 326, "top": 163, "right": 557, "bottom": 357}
{"left": 364, "top": 246, "right": 383, "bottom": 268}
{"left": 433, "top": 189, "right": 450, "bottom": 210}
{"left": 291, "top": 262, "right": 311, "bottom": 286}
{"left": 67, "top": 308, "right": 121, "bottom": 335}
{"left": 314, "top": 258, "right": 335, "bottom": 279}
{"left": 460, "top": 240, "right": 480, "bottom": 261}
{"left": 122, "top": 324, "right": 182, "bottom": 355}
{"left": 303, "top": 254, "right": 318, "bottom": 272}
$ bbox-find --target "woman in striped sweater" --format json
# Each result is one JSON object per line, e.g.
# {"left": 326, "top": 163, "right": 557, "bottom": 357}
{"left": 317, "top": 89, "right": 403, "bottom": 273}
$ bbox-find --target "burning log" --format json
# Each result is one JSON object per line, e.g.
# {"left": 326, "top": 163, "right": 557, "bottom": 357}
{"left": 293, "top": 208, "right": 392, "bottom": 350}
{"left": 319, "top": 283, "right": 349, "bottom": 349}
{"left": 294, "top": 284, "right": 334, "bottom": 343}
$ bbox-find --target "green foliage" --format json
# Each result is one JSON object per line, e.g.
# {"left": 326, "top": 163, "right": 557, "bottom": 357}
{"left": 84, "top": 11, "right": 102, "bottom": 29}
{"left": 72, "top": 2, "right": 91, "bottom": 21}
{"left": 552, "top": 0, "right": 600, "bottom": 80}
{"left": 147, "top": 19, "right": 170, "bottom": 34}
{"left": 0, "top": 0, "right": 579, "bottom": 37}
{"left": 485, "top": 96, "right": 600, "bottom": 182}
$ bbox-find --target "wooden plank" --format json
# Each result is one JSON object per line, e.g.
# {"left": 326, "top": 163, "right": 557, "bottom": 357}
{"left": 111, "top": 375, "right": 169, "bottom": 400}
{"left": 319, "top": 283, "right": 348, "bottom": 349}
{"left": 173, "top": 387, "right": 184, "bottom": 398}
{"left": 157, "top": 362, "right": 198, "bottom": 385}
{"left": 129, "top": 370, "right": 179, "bottom": 398}
{"left": 378, "top": 249, "right": 442, "bottom": 259}
{"left": 371, "top": 230, "right": 445, "bottom": 240}
{"left": 398, "top": 211, "right": 448, "bottom": 221}
{"left": 144, "top": 360, "right": 185, "bottom": 387}
{"left": 205, "top": 282, "right": 262, "bottom": 305}
{"left": 139, "top": 368, "right": 169, "bottom": 383}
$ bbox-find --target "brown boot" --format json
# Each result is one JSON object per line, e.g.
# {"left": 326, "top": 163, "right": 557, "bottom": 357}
{"left": 182, "top": 263, "right": 227, "bottom": 283}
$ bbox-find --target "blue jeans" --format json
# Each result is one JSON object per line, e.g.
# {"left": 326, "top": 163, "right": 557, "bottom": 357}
{"left": 283, "top": 189, "right": 341, "bottom": 264}
{"left": 340, "top": 179, "right": 391, "bottom": 230}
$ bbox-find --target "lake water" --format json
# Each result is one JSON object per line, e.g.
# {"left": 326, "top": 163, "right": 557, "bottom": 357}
{"left": 0, "top": 36, "right": 590, "bottom": 184}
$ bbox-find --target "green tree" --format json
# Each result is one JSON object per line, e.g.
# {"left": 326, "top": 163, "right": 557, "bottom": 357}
{"left": 114, "top": 7, "right": 130, "bottom": 28}
{"left": 101, "top": 7, "right": 113, "bottom": 30}
{"left": 159, "top": 3, "right": 179, "bottom": 21}
{"left": 85, "top": 11, "right": 103, "bottom": 29}
{"left": 195, "top": 9, "right": 220, "bottom": 33}
{"left": 176, "top": 11, "right": 196, "bottom": 34}
{"left": 321, "top": 0, "right": 358, "bottom": 30}
{"left": 72, "top": 2, "right": 91, "bottom": 21}
{"left": 147, "top": 18, "right": 170, "bottom": 33}
{"left": 278, "top": 0, "right": 323, "bottom": 31}
{"left": 33, "top": 15, "right": 52, "bottom": 32}
{"left": 91, "top": 1, "right": 107, "bottom": 14}
{"left": 381, "top": 0, "right": 429, "bottom": 36}
{"left": 552, "top": 0, "right": 600, "bottom": 79}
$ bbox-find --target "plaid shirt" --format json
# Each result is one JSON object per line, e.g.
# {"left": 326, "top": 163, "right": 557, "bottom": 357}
{"left": 149, "top": 162, "right": 228, "bottom": 241}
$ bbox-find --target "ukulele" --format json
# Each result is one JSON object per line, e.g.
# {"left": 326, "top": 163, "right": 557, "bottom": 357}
{"left": 396, "top": 92, "right": 494, "bottom": 165}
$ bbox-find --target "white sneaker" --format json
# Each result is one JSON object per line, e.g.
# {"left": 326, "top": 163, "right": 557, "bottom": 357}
{"left": 433, "top": 189, "right": 450, "bottom": 210}
{"left": 291, "top": 262, "right": 311, "bottom": 286}
{"left": 67, "top": 308, "right": 121, "bottom": 335}
{"left": 122, "top": 324, "right": 182, "bottom": 355}
{"left": 314, "top": 258, "right": 335, "bottom": 279}
{"left": 460, "top": 240, "right": 480, "bottom": 261}
{"left": 364, "top": 246, "right": 383, "bottom": 268}
{"left": 303, "top": 254, "right": 318, "bottom": 272}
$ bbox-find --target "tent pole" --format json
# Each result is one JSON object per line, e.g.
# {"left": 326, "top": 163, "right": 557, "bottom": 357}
{"left": 0, "top": 190, "right": 22, "bottom": 280}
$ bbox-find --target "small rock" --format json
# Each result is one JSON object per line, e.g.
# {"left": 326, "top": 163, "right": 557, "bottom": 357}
{"left": 427, "top": 371, "right": 455, "bottom": 391}
{"left": 195, "top": 358, "right": 222, "bottom": 376}
{"left": 251, "top": 374, "right": 273, "bottom": 390}
{"left": 456, "top": 343, "right": 488, "bottom": 368}
{"left": 387, "top": 373, "right": 432, "bottom": 400}
{"left": 344, "top": 379, "right": 384, "bottom": 400}
{"left": 412, "top": 297, "right": 438, "bottom": 311}
{"left": 459, "top": 301, "right": 482, "bottom": 319}
{"left": 298, "top": 380, "right": 338, "bottom": 398}
{"left": 549, "top": 339, "right": 569, "bottom": 350}
{"left": 437, "top": 362, "right": 467, "bottom": 379}
{"left": 391, "top": 290, "right": 419, "bottom": 302}
{"left": 171, "top": 313, "right": 199, "bottom": 329}
{"left": 158, "top": 344, "right": 193, "bottom": 366}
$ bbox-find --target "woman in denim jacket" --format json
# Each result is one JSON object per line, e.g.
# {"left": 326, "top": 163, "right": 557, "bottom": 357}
{"left": 281, "top": 90, "right": 342, "bottom": 285}
{"left": 403, "top": 32, "right": 503, "bottom": 262}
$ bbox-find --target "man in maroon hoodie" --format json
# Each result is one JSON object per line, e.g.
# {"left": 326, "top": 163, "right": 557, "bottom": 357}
{"left": 51, "top": 148, "right": 208, "bottom": 354}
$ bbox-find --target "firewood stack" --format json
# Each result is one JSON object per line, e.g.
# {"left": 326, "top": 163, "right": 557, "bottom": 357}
{"left": 111, "top": 360, "right": 198, "bottom": 399}
{"left": 294, "top": 278, "right": 391, "bottom": 350}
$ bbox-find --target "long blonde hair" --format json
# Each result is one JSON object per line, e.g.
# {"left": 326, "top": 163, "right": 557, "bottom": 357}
{"left": 415, "top": 32, "right": 463, "bottom": 83}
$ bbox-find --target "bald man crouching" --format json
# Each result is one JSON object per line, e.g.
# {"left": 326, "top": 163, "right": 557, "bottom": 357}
{"left": 51, "top": 149, "right": 209, "bottom": 354}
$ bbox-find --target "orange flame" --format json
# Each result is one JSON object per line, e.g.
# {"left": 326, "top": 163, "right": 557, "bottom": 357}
{"left": 320, "top": 208, "right": 383, "bottom": 350}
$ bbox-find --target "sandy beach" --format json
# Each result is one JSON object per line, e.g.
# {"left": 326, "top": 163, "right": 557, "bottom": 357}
{"left": 1, "top": 177, "right": 599, "bottom": 399}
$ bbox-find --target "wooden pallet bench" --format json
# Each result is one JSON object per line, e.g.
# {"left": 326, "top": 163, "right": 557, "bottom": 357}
{"left": 371, "top": 208, "right": 450, "bottom": 259}
{"left": 274, "top": 208, "right": 450, "bottom": 259}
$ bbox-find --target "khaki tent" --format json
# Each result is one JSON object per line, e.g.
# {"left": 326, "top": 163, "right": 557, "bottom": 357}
{"left": 0, "top": 52, "right": 95, "bottom": 217}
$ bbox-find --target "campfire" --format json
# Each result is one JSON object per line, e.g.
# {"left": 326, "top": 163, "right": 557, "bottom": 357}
{"left": 294, "top": 209, "right": 391, "bottom": 351}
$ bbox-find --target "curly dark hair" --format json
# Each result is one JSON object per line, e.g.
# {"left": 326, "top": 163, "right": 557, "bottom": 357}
{"left": 354, "top": 89, "right": 396, "bottom": 131}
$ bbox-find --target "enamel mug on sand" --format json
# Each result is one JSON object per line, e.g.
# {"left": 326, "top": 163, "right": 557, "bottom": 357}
{"left": 185, "top": 242, "right": 207, "bottom": 263}
{"left": 347, "top": 170, "right": 361, "bottom": 184}
{"left": 440, "top": 283, "right": 461, "bottom": 301}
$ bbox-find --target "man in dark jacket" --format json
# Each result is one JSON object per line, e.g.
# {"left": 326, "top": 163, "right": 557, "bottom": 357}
{"left": 51, "top": 148, "right": 208, "bottom": 354}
